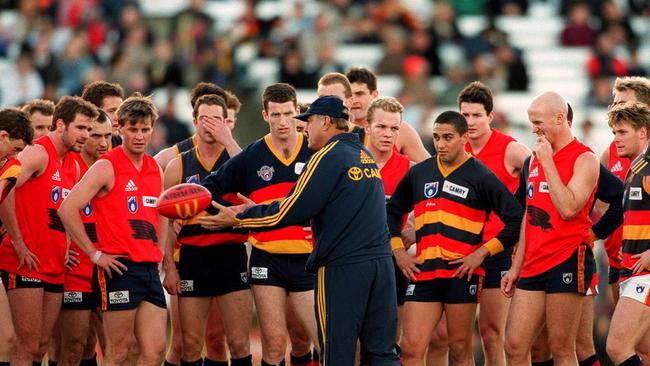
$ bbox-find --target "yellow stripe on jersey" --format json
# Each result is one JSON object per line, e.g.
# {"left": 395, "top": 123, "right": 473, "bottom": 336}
{"left": 247, "top": 237, "right": 313, "bottom": 254}
{"left": 237, "top": 141, "right": 338, "bottom": 228}
{"left": 391, "top": 237, "right": 405, "bottom": 251}
{"left": 623, "top": 225, "right": 650, "bottom": 241}
{"left": 0, "top": 164, "right": 20, "bottom": 180}
{"left": 318, "top": 266, "right": 327, "bottom": 366}
{"left": 417, "top": 245, "right": 466, "bottom": 262}
{"left": 483, "top": 238, "right": 504, "bottom": 256}
{"left": 414, "top": 210, "right": 485, "bottom": 235}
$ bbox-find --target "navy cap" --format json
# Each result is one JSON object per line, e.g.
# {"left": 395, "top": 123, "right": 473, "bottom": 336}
{"left": 295, "top": 95, "right": 349, "bottom": 121}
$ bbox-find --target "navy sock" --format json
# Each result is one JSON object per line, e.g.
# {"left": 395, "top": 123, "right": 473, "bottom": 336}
{"left": 165, "top": 361, "right": 180, "bottom": 366}
{"left": 181, "top": 359, "right": 203, "bottom": 366}
{"left": 290, "top": 351, "right": 311, "bottom": 365}
{"left": 532, "top": 360, "right": 554, "bottom": 366}
{"left": 261, "top": 360, "right": 285, "bottom": 366}
{"left": 230, "top": 354, "right": 253, "bottom": 366}
{"left": 579, "top": 354, "right": 600, "bottom": 366}
{"left": 203, "top": 358, "right": 227, "bottom": 366}
{"left": 80, "top": 355, "right": 98, "bottom": 366}
{"left": 618, "top": 355, "right": 642, "bottom": 366}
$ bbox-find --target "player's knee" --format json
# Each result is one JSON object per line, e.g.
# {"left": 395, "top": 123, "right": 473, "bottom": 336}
{"left": 548, "top": 338, "right": 575, "bottom": 359}
{"left": 606, "top": 336, "right": 627, "bottom": 363}
{"left": 140, "top": 345, "right": 165, "bottom": 366}
{"left": 400, "top": 334, "right": 426, "bottom": 358}
{"left": 0, "top": 325, "right": 15, "bottom": 351}
{"left": 226, "top": 336, "right": 250, "bottom": 358}
{"left": 63, "top": 336, "right": 87, "bottom": 358}
{"left": 182, "top": 330, "right": 204, "bottom": 355}
{"left": 504, "top": 335, "right": 527, "bottom": 359}
{"left": 479, "top": 324, "right": 502, "bottom": 350}
{"left": 448, "top": 338, "right": 471, "bottom": 361}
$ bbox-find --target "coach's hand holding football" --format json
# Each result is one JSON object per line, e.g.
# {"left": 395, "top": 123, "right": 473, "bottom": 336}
{"left": 198, "top": 193, "right": 255, "bottom": 230}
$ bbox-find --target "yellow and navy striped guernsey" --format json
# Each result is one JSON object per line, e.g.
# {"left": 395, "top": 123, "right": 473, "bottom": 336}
{"left": 621, "top": 152, "right": 650, "bottom": 280}
{"left": 174, "top": 135, "right": 198, "bottom": 156}
{"left": 177, "top": 146, "right": 247, "bottom": 246}
{"left": 387, "top": 155, "right": 523, "bottom": 281}
{"left": 234, "top": 132, "right": 392, "bottom": 272}
{"left": 201, "top": 133, "right": 313, "bottom": 254}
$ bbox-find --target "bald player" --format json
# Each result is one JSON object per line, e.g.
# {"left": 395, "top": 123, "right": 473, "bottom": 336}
{"left": 503, "top": 92, "right": 600, "bottom": 366}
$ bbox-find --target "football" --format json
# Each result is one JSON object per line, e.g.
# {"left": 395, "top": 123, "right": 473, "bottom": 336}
{"left": 157, "top": 183, "right": 212, "bottom": 219}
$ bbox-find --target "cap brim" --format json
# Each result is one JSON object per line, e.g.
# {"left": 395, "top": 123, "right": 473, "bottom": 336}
{"left": 294, "top": 112, "right": 313, "bottom": 122}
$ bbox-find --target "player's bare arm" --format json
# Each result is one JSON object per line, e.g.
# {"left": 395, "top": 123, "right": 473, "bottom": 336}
{"left": 501, "top": 216, "right": 526, "bottom": 298}
{"left": 154, "top": 146, "right": 179, "bottom": 172}
{"left": 161, "top": 158, "right": 181, "bottom": 295}
{"left": 504, "top": 141, "right": 531, "bottom": 177}
{"left": 0, "top": 145, "right": 49, "bottom": 272}
{"left": 535, "top": 136, "right": 599, "bottom": 219}
{"left": 397, "top": 123, "right": 430, "bottom": 163}
{"left": 58, "top": 159, "right": 127, "bottom": 277}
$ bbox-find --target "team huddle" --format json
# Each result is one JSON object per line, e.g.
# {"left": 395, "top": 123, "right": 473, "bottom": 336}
{"left": 0, "top": 67, "right": 647, "bottom": 366}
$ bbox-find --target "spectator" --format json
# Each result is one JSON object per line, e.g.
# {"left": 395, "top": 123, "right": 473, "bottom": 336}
{"left": 494, "top": 40, "right": 529, "bottom": 91}
{"left": 408, "top": 28, "right": 442, "bottom": 76}
{"left": 560, "top": 2, "right": 597, "bottom": 46}
{"left": 0, "top": 49, "right": 43, "bottom": 107}
{"left": 377, "top": 26, "right": 408, "bottom": 75}
{"left": 586, "top": 32, "right": 628, "bottom": 78}
{"left": 58, "top": 31, "right": 94, "bottom": 96}
{"left": 279, "top": 47, "right": 316, "bottom": 89}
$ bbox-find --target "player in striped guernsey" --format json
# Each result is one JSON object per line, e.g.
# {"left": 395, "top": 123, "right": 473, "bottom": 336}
{"left": 162, "top": 94, "right": 252, "bottom": 366}
{"left": 388, "top": 111, "right": 523, "bottom": 366}
{"left": 599, "top": 76, "right": 650, "bottom": 300}
{"left": 0, "top": 109, "right": 33, "bottom": 366}
{"left": 201, "top": 83, "right": 318, "bottom": 366}
{"left": 605, "top": 103, "right": 650, "bottom": 366}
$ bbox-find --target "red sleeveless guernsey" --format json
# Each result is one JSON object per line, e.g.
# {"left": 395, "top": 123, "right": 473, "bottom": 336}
{"left": 93, "top": 147, "right": 162, "bottom": 263}
{"left": 65, "top": 153, "right": 95, "bottom": 292}
{"left": 465, "top": 129, "right": 518, "bottom": 242}
{"left": 0, "top": 136, "right": 76, "bottom": 284}
{"left": 522, "top": 138, "right": 596, "bottom": 278}
{"left": 381, "top": 149, "right": 410, "bottom": 198}
{"left": 604, "top": 141, "right": 631, "bottom": 270}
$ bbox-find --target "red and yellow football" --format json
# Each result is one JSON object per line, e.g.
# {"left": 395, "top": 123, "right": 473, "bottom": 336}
{"left": 157, "top": 183, "right": 212, "bottom": 219}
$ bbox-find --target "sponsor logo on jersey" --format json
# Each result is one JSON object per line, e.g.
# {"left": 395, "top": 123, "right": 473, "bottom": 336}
{"left": 442, "top": 181, "right": 469, "bottom": 199}
{"left": 637, "top": 284, "right": 646, "bottom": 293}
{"left": 562, "top": 273, "right": 573, "bottom": 284}
{"left": 125, "top": 179, "right": 138, "bottom": 192}
{"left": 108, "top": 291, "right": 130, "bottom": 304}
{"left": 630, "top": 187, "right": 642, "bottom": 200}
{"left": 611, "top": 160, "right": 623, "bottom": 173}
{"left": 348, "top": 167, "right": 362, "bottom": 181}
{"left": 424, "top": 182, "right": 439, "bottom": 198}
{"left": 257, "top": 165, "right": 274, "bottom": 181}
{"left": 21, "top": 276, "right": 41, "bottom": 283}
{"left": 51, "top": 186, "right": 61, "bottom": 203}
{"left": 539, "top": 182, "right": 549, "bottom": 193}
{"left": 405, "top": 284, "right": 415, "bottom": 296}
{"left": 240, "top": 272, "right": 248, "bottom": 283}
{"left": 186, "top": 174, "right": 201, "bottom": 184}
{"left": 127, "top": 196, "right": 138, "bottom": 213}
{"left": 250, "top": 267, "right": 268, "bottom": 279}
{"left": 469, "top": 284, "right": 477, "bottom": 296}
{"left": 142, "top": 196, "right": 158, "bottom": 207}
{"left": 52, "top": 169, "right": 61, "bottom": 182}
{"left": 82, "top": 203, "right": 93, "bottom": 217}
{"left": 527, "top": 182, "right": 534, "bottom": 199}
{"left": 294, "top": 162, "right": 305, "bottom": 175}
{"left": 529, "top": 166, "right": 538, "bottom": 178}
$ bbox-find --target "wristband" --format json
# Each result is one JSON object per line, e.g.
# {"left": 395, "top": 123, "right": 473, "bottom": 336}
{"left": 91, "top": 251, "right": 102, "bottom": 264}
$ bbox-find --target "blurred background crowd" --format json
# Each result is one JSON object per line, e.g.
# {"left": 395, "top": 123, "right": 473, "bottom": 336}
{"left": 1, "top": 0, "right": 649, "bottom": 363}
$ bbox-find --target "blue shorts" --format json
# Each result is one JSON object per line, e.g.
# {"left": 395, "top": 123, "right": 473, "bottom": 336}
{"left": 92, "top": 259, "right": 166, "bottom": 311}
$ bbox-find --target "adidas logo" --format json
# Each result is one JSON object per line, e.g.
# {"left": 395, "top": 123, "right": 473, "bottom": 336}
{"left": 125, "top": 179, "right": 138, "bottom": 192}
{"left": 529, "top": 166, "right": 539, "bottom": 178}
{"left": 611, "top": 160, "right": 623, "bottom": 173}
{"left": 51, "top": 169, "right": 61, "bottom": 182}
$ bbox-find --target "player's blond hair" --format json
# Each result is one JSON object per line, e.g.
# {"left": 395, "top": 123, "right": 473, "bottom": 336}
{"left": 614, "top": 77, "right": 650, "bottom": 106}
{"left": 608, "top": 101, "right": 650, "bottom": 131}
{"left": 367, "top": 97, "right": 403, "bottom": 125}
{"left": 116, "top": 93, "right": 158, "bottom": 126}
{"left": 318, "top": 73, "right": 352, "bottom": 98}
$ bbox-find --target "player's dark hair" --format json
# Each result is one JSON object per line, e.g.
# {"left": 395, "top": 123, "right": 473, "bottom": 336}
{"left": 262, "top": 83, "right": 297, "bottom": 111}
{"left": 435, "top": 110, "right": 468, "bottom": 135}
{"left": 567, "top": 103, "right": 573, "bottom": 122}
{"left": 81, "top": 81, "right": 124, "bottom": 108}
{"left": 457, "top": 81, "right": 494, "bottom": 114}
{"left": 52, "top": 96, "right": 100, "bottom": 131}
{"left": 193, "top": 94, "right": 228, "bottom": 119}
{"left": 346, "top": 67, "right": 377, "bottom": 92}
{"left": 0, "top": 108, "right": 34, "bottom": 144}
{"left": 97, "top": 110, "right": 111, "bottom": 124}
{"left": 116, "top": 93, "right": 158, "bottom": 127}
{"left": 190, "top": 82, "right": 227, "bottom": 108}
{"left": 21, "top": 99, "right": 55, "bottom": 116}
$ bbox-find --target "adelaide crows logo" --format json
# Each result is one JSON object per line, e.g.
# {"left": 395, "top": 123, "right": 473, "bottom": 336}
{"left": 527, "top": 205, "right": 552, "bottom": 230}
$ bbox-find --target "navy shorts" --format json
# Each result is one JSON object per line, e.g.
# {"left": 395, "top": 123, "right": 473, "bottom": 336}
{"left": 249, "top": 246, "right": 313, "bottom": 292}
{"left": 62, "top": 291, "right": 96, "bottom": 310}
{"left": 178, "top": 244, "right": 250, "bottom": 297}
{"left": 405, "top": 276, "right": 483, "bottom": 304}
{"left": 92, "top": 259, "right": 166, "bottom": 311}
{"left": 609, "top": 266, "right": 620, "bottom": 285}
{"left": 483, "top": 247, "right": 512, "bottom": 289}
{"left": 0, "top": 270, "right": 63, "bottom": 293}
{"left": 393, "top": 258, "right": 409, "bottom": 306}
{"left": 517, "top": 244, "right": 594, "bottom": 294}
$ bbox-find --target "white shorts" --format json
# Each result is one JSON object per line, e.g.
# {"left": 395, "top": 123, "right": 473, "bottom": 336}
{"left": 620, "top": 274, "right": 650, "bottom": 306}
